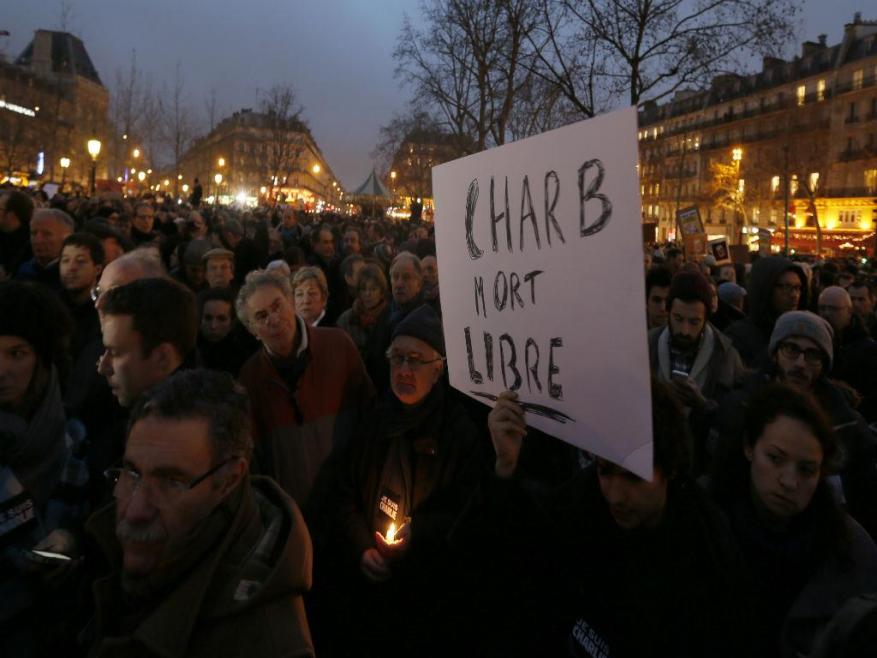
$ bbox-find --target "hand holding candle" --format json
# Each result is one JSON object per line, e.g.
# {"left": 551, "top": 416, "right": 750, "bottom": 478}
{"left": 375, "top": 521, "right": 410, "bottom": 560}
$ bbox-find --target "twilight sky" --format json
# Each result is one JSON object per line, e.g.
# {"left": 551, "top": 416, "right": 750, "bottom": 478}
{"left": 1, "top": 1, "right": 872, "bottom": 189}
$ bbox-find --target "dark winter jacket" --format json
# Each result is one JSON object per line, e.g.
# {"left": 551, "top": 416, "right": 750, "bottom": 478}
{"left": 831, "top": 314, "right": 877, "bottom": 421}
{"left": 86, "top": 477, "right": 314, "bottom": 658}
{"left": 0, "top": 224, "right": 32, "bottom": 279}
{"left": 457, "top": 468, "right": 754, "bottom": 658}
{"left": 725, "top": 257, "right": 807, "bottom": 366}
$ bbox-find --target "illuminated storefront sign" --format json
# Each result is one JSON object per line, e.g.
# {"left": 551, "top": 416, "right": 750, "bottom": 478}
{"left": 0, "top": 99, "right": 37, "bottom": 117}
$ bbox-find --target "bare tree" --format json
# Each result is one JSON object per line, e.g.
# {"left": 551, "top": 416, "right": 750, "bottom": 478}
{"left": 109, "top": 50, "right": 159, "bottom": 170}
{"left": 157, "top": 61, "right": 194, "bottom": 174}
{"left": 561, "top": 0, "right": 800, "bottom": 106}
{"left": 258, "top": 84, "right": 306, "bottom": 202}
{"left": 395, "top": 0, "right": 543, "bottom": 152}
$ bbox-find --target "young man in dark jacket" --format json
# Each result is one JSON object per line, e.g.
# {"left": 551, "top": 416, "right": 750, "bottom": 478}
{"left": 725, "top": 255, "right": 807, "bottom": 366}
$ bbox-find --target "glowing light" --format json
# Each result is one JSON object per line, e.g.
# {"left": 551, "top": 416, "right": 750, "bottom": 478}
{"left": 218, "top": 157, "right": 226, "bottom": 167}
{"left": 59, "top": 157, "right": 71, "bottom": 169}
{"left": 214, "top": 173, "right": 223, "bottom": 185}
{"left": 235, "top": 191, "right": 247, "bottom": 204}
{"left": 132, "top": 148, "right": 141, "bottom": 158}
{"left": 312, "top": 164, "right": 321, "bottom": 174}
{"left": 137, "top": 171, "right": 146, "bottom": 182}
{"left": 87, "top": 139, "right": 102, "bottom": 159}
{"left": 386, "top": 523, "right": 397, "bottom": 542}
{"left": 0, "top": 99, "right": 36, "bottom": 117}
{"left": 182, "top": 184, "right": 190, "bottom": 193}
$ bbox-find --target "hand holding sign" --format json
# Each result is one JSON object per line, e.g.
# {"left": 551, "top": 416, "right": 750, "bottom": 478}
{"left": 488, "top": 391, "right": 527, "bottom": 478}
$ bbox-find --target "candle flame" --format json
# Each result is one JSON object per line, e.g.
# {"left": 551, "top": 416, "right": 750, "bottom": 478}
{"left": 386, "top": 522, "right": 397, "bottom": 543}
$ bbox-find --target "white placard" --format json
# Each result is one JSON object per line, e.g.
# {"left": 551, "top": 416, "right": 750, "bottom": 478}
{"left": 432, "top": 107, "right": 653, "bottom": 479}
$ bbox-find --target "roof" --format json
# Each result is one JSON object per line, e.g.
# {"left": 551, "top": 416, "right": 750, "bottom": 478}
{"left": 352, "top": 169, "right": 390, "bottom": 197}
{"left": 14, "top": 30, "right": 103, "bottom": 86}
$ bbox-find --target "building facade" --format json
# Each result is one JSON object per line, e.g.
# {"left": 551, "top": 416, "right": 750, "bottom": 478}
{"left": 0, "top": 30, "right": 110, "bottom": 186}
{"left": 638, "top": 14, "right": 877, "bottom": 255}
{"left": 177, "top": 108, "right": 342, "bottom": 209}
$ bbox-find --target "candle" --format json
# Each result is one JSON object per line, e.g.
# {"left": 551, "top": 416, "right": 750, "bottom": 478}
{"left": 385, "top": 522, "right": 397, "bottom": 543}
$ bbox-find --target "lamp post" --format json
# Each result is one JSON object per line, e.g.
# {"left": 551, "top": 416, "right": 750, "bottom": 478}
{"left": 390, "top": 170, "right": 397, "bottom": 206}
{"left": 214, "top": 173, "right": 223, "bottom": 205}
{"left": 59, "top": 157, "right": 70, "bottom": 189}
{"left": 87, "top": 139, "right": 102, "bottom": 195}
{"left": 731, "top": 147, "right": 743, "bottom": 245}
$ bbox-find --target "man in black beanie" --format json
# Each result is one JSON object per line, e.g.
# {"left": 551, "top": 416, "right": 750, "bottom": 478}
{"left": 647, "top": 269, "right": 745, "bottom": 474}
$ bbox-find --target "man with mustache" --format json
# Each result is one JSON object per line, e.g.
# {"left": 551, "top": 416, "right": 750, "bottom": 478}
{"left": 86, "top": 369, "right": 314, "bottom": 656}
{"left": 647, "top": 269, "right": 745, "bottom": 474}
{"left": 713, "top": 310, "right": 877, "bottom": 539}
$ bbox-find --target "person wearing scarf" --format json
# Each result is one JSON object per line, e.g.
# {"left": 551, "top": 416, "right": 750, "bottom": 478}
{"left": 336, "top": 263, "right": 392, "bottom": 392}
{"left": 319, "top": 304, "right": 490, "bottom": 656}
{"left": 1, "top": 281, "right": 87, "bottom": 658}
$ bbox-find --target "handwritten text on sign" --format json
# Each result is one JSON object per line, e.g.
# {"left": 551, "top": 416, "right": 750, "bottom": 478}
{"left": 433, "top": 107, "right": 653, "bottom": 478}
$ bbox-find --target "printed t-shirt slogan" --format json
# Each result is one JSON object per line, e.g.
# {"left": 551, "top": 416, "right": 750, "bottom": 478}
{"left": 432, "top": 107, "right": 653, "bottom": 479}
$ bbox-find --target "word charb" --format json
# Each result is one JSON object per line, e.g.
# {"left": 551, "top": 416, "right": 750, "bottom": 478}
{"left": 464, "top": 327, "right": 564, "bottom": 400}
{"left": 465, "top": 159, "right": 612, "bottom": 261}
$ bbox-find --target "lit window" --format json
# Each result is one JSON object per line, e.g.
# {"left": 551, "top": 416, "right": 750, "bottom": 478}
{"left": 865, "top": 169, "right": 877, "bottom": 193}
{"left": 771, "top": 176, "right": 780, "bottom": 192}
{"left": 737, "top": 178, "right": 745, "bottom": 194}
{"left": 817, "top": 79, "right": 826, "bottom": 101}
{"left": 809, "top": 172, "right": 819, "bottom": 191}
{"left": 853, "top": 69, "right": 864, "bottom": 91}
{"left": 790, "top": 175, "right": 799, "bottom": 196}
{"left": 797, "top": 85, "right": 806, "bottom": 106}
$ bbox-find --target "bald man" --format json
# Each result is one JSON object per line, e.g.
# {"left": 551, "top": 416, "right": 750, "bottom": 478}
{"left": 818, "top": 285, "right": 877, "bottom": 421}
{"left": 94, "top": 250, "right": 168, "bottom": 312}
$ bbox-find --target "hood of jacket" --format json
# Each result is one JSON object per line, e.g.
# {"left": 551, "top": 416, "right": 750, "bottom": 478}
{"left": 747, "top": 256, "right": 808, "bottom": 330}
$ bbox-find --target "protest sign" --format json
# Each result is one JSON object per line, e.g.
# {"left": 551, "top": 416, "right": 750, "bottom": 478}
{"left": 676, "top": 206, "right": 704, "bottom": 236}
{"left": 709, "top": 237, "right": 731, "bottom": 264}
{"left": 432, "top": 107, "right": 653, "bottom": 479}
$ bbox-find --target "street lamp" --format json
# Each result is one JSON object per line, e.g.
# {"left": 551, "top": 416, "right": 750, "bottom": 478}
{"left": 87, "top": 139, "right": 101, "bottom": 194}
{"left": 218, "top": 157, "right": 225, "bottom": 167}
{"left": 312, "top": 164, "right": 321, "bottom": 175}
{"left": 731, "top": 147, "right": 744, "bottom": 244}
{"left": 133, "top": 147, "right": 141, "bottom": 159}
{"left": 59, "top": 156, "right": 70, "bottom": 188}
{"left": 214, "top": 173, "right": 223, "bottom": 204}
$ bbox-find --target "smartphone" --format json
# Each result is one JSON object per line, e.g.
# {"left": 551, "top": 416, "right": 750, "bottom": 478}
{"left": 23, "top": 549, "right": 73, "bottom": 565}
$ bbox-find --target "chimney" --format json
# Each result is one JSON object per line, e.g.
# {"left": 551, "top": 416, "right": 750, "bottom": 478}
{"left": 30, "top": 30, "right": 53, "bottom": 75}
{"left": 853, "top": 12, "right": 861, "bottom": 24}
{"left": 818, "top": 34, "right": 827, "bottom": 46}
{"left": 802, "top": 41, "right": 819, "bottom": 57}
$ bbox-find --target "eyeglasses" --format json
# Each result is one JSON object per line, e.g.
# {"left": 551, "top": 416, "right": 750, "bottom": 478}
{"left": 777, "top": 342, "right": 824, "bottom": 366}
{"left": 252, "top": 298, "right": 285, "bottom": 327}
{"left": 386, "top": 351, "right": 445, "bottom": 369}
{"left": 775, "top": 283, "right": 802, "bottom": 294}
{"left": 104, "top": 457, "right": 237, "bottom": 508}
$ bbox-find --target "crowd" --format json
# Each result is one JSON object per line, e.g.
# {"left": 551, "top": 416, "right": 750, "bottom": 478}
{"left": 1, "top": 183, "right": 876, "bottom": 658}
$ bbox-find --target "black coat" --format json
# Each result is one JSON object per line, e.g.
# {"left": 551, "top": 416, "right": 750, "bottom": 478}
{"left": 457, "top": 468, "right": 754, "bottom": 658}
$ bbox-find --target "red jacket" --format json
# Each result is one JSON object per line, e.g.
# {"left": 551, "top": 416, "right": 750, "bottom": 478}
{"left": 239, "top": 320, "right": 374, "bottom": 506}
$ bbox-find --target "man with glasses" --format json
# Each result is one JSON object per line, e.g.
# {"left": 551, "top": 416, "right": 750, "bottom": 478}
{"left": 235, "top": 269, "right": 373, "bottom": 507}
{"left": 319, "top": 304, "right": 486, "bottom": 655}
{"left": 87, "top": 369, "right": 315, "bottom": 657}
{"left": 713, "top": 310, "right": 877, "bottom": 539}
{"left": 130, "top": 201, "right": 159, "bottom": 246}
{"left": 725, "top": 255, "right": 808, "bottom": 367}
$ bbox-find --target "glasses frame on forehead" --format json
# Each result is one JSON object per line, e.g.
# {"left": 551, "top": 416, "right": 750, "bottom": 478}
{"left": 385, "top": 348, "right": 445, "bottom": 369}
{"left": 103, "top": 456, "right": 238, "bottom": 508}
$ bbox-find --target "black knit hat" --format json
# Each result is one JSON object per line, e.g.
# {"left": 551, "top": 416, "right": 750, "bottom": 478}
{"left": 392, "top": 304, "right": 445, "bottom": 356}
{"left": 667, "top": 269, "right": 714, "bottom": 316}
{"left": 0, "top": 280, "right": 72, "bottom": 367}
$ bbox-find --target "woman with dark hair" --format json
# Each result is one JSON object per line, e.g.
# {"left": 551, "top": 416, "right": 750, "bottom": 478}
{"left": 709, "top": 383, "right": 877, "bottom": 658}
{"left": 0, "top": 281, "right": 87, "bottom": 656}
{"left": 460, "top": 380, "right": 753, "bottom": 658}
{"left": 336, "top": 263, "right": 392, "bottom": 389}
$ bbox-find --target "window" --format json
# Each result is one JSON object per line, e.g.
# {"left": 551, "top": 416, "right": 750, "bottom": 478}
{"left": 853, "top": 69, "right": 864, "bottom": 91}
{"left": 817, "top": 79, "right": 826, "bottom": 101}
{"left": 809, "top": 172, "right": 819, "bottom": 191}
{"left": 790, "top": 175, "right": 799, "bottom": 196}
{"left": 866, "top": 169, "right": 877, "bottom": 193}
{"left": 771, "top": 175, "right": 781, "bottom": 192}
{"left": 797, "top": 85, "right": 806, "bottom": 106}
